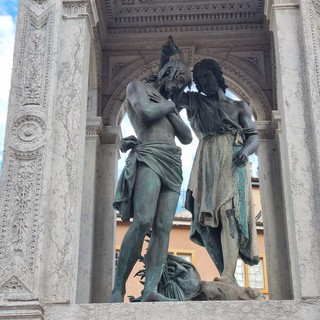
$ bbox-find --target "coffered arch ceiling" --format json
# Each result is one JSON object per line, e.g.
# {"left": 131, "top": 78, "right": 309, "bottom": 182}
{"left": 95, "top": 0, "right": 274, "bottom": 125}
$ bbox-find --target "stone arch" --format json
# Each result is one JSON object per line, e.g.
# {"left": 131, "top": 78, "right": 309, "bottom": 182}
{"left": 102, "top": 55, "right": 272, "bottom": 126}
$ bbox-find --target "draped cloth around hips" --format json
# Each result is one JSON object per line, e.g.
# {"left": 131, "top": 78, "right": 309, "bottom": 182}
{"left": 113, "top": 141, "right": 183, "bottom": 222}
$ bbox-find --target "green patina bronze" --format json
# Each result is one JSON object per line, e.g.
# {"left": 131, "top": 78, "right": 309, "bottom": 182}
{"left": 110, "top": 41, "right": 193, "bottom": 303}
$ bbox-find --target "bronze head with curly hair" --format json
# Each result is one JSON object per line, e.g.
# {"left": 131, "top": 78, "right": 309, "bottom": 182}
{"left": 193, "top": 59, "right": 227, "bottom": 94}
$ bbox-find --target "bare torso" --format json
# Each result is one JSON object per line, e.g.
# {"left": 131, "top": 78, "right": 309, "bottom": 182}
{"left": 218, "top": 98, "right": 242, "bottom": 124}
{"left": 127, "top": 100, "right": 177, "bottom": 146}
{"left": 127, "top": 85, "right": 176, "bottom": 146}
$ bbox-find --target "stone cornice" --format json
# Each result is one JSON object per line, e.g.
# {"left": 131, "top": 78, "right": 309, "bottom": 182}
{"left": 100, "top": 0, "right": 266, "bottom": 37}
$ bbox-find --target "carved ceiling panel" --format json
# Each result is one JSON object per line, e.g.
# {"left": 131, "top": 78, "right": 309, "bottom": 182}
{"left": 96, "top": 0, "right": 273, "bottom": 125}
{"left": 99, "top": 0, "right": 266, "bottom": 38}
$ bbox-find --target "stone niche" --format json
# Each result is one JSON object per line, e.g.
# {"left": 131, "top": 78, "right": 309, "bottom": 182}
{"left": 1, "top": 0, "right": 320, "bottom": 319}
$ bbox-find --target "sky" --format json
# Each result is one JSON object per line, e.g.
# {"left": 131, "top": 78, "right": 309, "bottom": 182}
{"left": 0, "top": 0, "right": 18, "bottom": 169}
{"left": 0, "top": 0, "right": 258, "bottom": 212}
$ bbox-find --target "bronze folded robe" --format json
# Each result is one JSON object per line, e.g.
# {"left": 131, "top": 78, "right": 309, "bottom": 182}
{"left": 113, "top": 141, "right": 183, "bottom": 221}
{"left": 183, "top": 92, "right": 259, "bottom": 272}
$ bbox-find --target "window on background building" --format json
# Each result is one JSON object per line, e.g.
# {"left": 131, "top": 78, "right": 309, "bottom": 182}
{"left": 168, "top": 249, "right": 194, "bottom": 264}
{"left": 115, "top": 250, "right": 119, "bottom": 268}
{"left": 234, "top": 257, "right": 268, "bottom": 294}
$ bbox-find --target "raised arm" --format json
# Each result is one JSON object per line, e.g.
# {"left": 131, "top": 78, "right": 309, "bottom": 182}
{"left": 233, "top": 101, "right": 259, "bottom": 167}
{"left": 126, "top": 80, "right": 175, "bottom": 121}
{"left": 171, "top": 91, "right": 191, "bottom": 112}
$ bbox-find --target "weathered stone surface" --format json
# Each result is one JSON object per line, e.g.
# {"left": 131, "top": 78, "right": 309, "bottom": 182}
{"left": 43, "top": 299, "right": 320, "bottom": 320}
{"left": 199, "top": 281, "right": 264, "bottom": 301}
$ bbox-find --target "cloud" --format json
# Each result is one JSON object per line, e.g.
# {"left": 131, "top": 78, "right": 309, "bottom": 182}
{"left": 0, "top": 8, "right": 16, "bottom": 150}
{"left": 0, "top": 0, "right": 18, "bottom": 17}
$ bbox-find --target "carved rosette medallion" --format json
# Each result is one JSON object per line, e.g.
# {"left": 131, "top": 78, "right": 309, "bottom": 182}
{"left": 12, "top": 115, "right": 46, "bottom": 146}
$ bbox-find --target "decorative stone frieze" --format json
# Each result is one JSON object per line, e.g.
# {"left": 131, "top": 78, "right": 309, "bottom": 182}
{"left": 107, "top": 24, "right": 265, "bottom": 37}
{"left": 63, "top": 1, "right": 89, "bottom": 16}
{"left": 274, "top": 0, "right": 299, "bottom": 4}
{"left": 16, "top": 7, "right": 54, "bottom": 110}
{"left": 310, "top": 0, "right": 320, "bottom": 94}
{"left": 113, "top": 1, "right": 263, "bottom": 17}
{"left": 0, "top": 147, "right": 44, "bottom": 298}
{"left": 86, "top": 117, "right": 103, "bottom": 136}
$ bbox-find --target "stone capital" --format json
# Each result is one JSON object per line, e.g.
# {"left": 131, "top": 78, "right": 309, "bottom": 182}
{"left": 62, "top": 0, "right": 99, "bottom": 38}
{"left": 99, "top": 125, "right": 122, "bottom": 145}
{"left": 86, "top": 116, "right": 103, "bottom": 136}
{"left": 256, "top": 120, "right": 276, "bottom": 141}
{"left": 265, "top": 0, "right": 300, "bottom": 24}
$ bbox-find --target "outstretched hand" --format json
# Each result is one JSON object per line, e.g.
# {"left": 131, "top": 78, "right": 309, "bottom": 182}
{"left": 233, "top": 149, "right": 248, "bottom": 167}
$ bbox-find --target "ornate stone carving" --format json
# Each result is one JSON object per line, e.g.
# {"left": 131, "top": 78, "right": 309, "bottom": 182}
{"left": 270, "top": 37, "right": 278, "bottom": 110}
{"left": 108, "top": 23, "right": 264, "bottom": 37}
{"left": 227, "top": 82, "right": 251, "bottom": 104}
{"left": 112, "top": 61, "right": 126, "bottom": 74}
{"left": 121, "top": 0, "right": 135, "bottom": 4}
{"left": 0, "top": 147, "right": 44, "bottom": 275}
{"left": 258, "top": 128, "right": 276, "bottom": 140}
{"left": 17, "top": 7, "right": 54, "bottom": 110}
{"left": 115, "top": 1, "right": 262, "bottom": 16}
{"left": 230, "top": 51, "right": 266, "bottom": 77}
{"left": 86, "top": 126, "right": 101, "bottom": 136}
{"left": 0, "top": 276, "right": 32, "bottom": 296}
{"left": 109, "top": 55, "right": 141, "bottom": 80}
{"left": 23, "top": 29, "right": 46, "bottom": 106}
{"left": 311, "top": 1, "right": 320, "bottom": 94}
{"left": 103, "top": 0, "right": 265, "bottom": 36}
{"left": 31, "top": 0, "right": 48, "bottom": 5}
{"left": 274, "top": 0, "right": 299, "bottom": 4}
{"left": 63, "top": 1, "right": 89, "bottom": 16}
{"left": 93, "top": 32, "right": 102, "bottom": 116}
{"left": 62, "top": 1, "right": 99, "bottom": 37}
{"left": 99, "top": 133, "right": 118, "bottom": 144}
{"left": 11, "top": 115, "right": 46, "bottom": 146}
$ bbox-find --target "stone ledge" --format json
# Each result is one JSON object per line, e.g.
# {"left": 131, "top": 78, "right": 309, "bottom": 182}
{"left": 43, "top": 298, "right": 319, "bottom": 320}
{"left": 1, "top": 299, "right": 319, "bottom": 319}
{"left": 0, "top": 301, "right": 43, "bottom": 320}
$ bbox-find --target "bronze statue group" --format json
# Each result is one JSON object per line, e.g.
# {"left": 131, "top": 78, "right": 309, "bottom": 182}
{"left": 111, "top": 37, "right": 261, "bottom": 303}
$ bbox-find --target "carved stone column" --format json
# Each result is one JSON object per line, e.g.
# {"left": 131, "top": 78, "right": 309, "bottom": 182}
{"left": 0, "top": 0, "right": 99, "bottom": 311}
{"left": 269, "top": 0, "right": 320, "bottom": 299}
{"left": 76, "top": 117, "right": 102, "bottom": 303}
{"left": 91, "top": 126, "right": 121, "bottom": 303}
{"left": 256, "top": 119, "right": 292, "bottom": 300}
